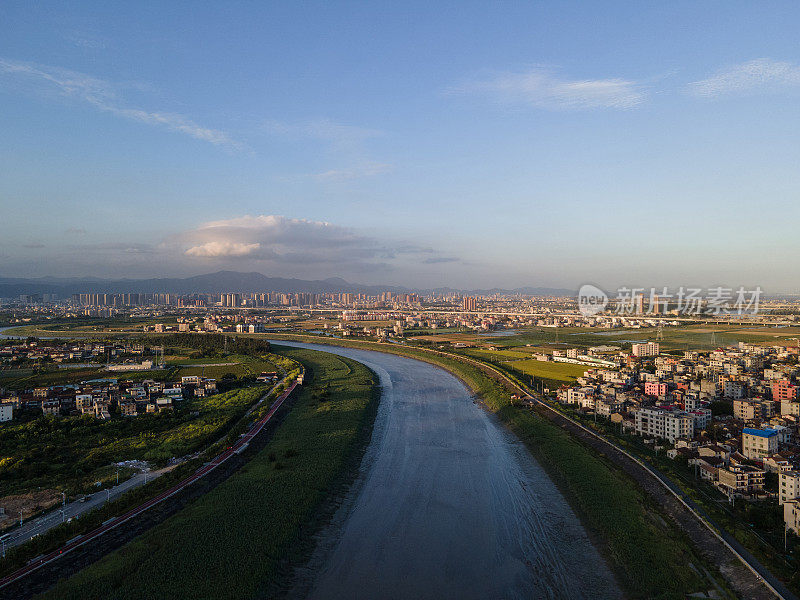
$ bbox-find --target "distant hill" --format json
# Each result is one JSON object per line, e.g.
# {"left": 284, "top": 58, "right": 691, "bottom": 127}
{"left": 0, "top": 271, "right": 574, "bottom": 298}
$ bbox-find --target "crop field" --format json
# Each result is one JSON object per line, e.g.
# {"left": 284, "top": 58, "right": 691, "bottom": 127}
{"left": 170, "top": 354, "right": 278, "bottom": 380}
{"left": 460, "top": 348, "right": 531, "bottom": 361}
{"left": 509, "top": 359, "right": 588, "bottom": 385}
{"left": 38, "top": 347, "right": 378, "bottom": 600}
{"left": 471, "top": 323, "right": 800, "bottom": 352}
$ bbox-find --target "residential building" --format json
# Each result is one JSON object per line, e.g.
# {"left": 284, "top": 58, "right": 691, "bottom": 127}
{"left": 718, "top": 463, "right": 765, "bottom": 496}
{"left": 0, "top": 403, "right": 12, "bottom": 422}
{"left": 632, "top": 342, "right": 660, "bottom": 358}
{"left": 779, "top": 471, "right": 800, "bottom": 505}
{"left": 742, "top": 428, "right": 779, "bottom": 461}
{"left": 644, "top": 382, "right": 668, "bottom": 397}
{"left": 786, "top": 499, "right": 800, "bottom": 534}
{"left": 635, "top": 407, "right": 693, "bottom": 442}
{"left": 773, "top": 380, "right": 797, "bottom": 403}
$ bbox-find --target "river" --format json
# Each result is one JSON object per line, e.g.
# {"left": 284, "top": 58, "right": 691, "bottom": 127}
{"left": 275, "top": 341, "right": 621, "bottom": 600}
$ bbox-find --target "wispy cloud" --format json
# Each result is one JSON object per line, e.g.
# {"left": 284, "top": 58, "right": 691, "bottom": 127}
{"left": 0, "top": 57, "right": 237, "bottom": 147}
{"left": 264, "top": 118, "right": 382, "bottom": 153}
{"left": 688, "top": 59, "right": 800, "bottom": 97}
{"left": 313, "top": 162, "right": 391, "bottom": 181}
{"left": 449, "top": 66, "right": 646, "bottom": 110}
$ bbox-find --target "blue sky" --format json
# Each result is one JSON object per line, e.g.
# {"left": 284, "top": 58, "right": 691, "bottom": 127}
{"left": 1, "top": 2, "right": 799, "bottom": 291}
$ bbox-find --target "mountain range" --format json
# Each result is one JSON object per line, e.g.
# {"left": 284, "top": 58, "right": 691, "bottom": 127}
{"left": 0, "top": 271, "right": 575, "bottom": 298}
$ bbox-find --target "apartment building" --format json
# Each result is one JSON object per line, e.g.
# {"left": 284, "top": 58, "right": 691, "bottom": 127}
{"left": 787, "top": 499, "right": 800, "bottom": 535}
{"left": 632, "top": 342, "right": 660, "bottom": 358}
{"left": 741, "top": 428, "right": 779, "bottom": 461}
{"left": 635, "top": 407, "right": 693, "bottom": 442}
{"left": 644, "top": 382, "right": 668, "bottom": 397}
{"left": 779, "top": 471, "right": 800, "bottom": 505}
{"left": 718, "top": 464, "right": 765, "bottom": 497}
{"left": 773, "top": 380, "right": 797, "bottom": 403}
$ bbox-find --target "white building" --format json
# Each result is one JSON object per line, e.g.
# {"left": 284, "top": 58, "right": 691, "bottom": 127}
{"left": 779, "top": 471, "right": 800, "bottom": 505}
{"left": 635, "top": 407, "right": 693, "bottom": 442}
{"left": 785, "top": 499, "right": 800, "bottom": 535}
{"left": 0, "top": 403, "right": 12, "bottom": 422}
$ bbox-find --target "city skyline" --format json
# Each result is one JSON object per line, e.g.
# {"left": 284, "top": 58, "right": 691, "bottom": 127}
{"left": 2, "top": 2, "right": 800, "bottom": 291}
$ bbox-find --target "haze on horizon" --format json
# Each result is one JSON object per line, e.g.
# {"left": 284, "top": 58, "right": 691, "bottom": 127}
{"left": 1, "top": 2, "right": 799, "bottom": 292}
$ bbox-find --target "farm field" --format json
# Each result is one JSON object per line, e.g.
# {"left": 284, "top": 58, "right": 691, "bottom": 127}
{"left": 37, "top": 346, "right": 378, "bottom": 600}
{"left": 460, "top": 348, "right": 531, "bottom": 361}
{"left": 481, "top": 324, "right": 800, "bottom": 352}
{"left": 509, "top": 359, "right": 588, "bottom": 385}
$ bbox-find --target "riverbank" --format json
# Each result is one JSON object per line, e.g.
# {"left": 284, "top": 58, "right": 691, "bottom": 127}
{"left": 256, "top": 334, "right": 734, "bottom": 599}
{"left": 36, "top": 347, "right": 380, "bottom": 600}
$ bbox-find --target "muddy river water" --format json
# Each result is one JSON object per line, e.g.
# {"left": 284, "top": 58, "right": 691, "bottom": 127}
{"left": 276, "top": 341, "right": 622, "bottom": 600}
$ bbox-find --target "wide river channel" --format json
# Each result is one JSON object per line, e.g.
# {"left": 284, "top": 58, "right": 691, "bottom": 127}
{"left": 275, "top": 341, "right": 621, "bottom": 600}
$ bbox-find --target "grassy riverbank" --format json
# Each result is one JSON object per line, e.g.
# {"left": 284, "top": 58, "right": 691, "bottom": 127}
{"left": 256, "top": 334, "right": 724, "bottom": 599}
{"left": 37, "top": 347, "right": 379, "bottom": 600}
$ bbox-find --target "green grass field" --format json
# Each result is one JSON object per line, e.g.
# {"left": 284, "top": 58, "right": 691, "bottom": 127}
{"left": 510, "top": 359, "right": 588, "bottom": 385}
{"left": 477, "top": 324, "right": 800, "bottom": 352}
{"left": 37, "top": 347, "right": 378, "bottom": 600}
{"left": 461, "top": 347, "right": 531, "bottom": 361}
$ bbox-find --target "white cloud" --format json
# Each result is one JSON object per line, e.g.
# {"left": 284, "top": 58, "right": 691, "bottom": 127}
{"left": 450, "top": 67, "right": 646, "bottom": 110}
{"left": 185, "top": 241, "right": 262, "bottom": 258}
{"left": 688, "top": 59, "right": 800, "bottom": 97}
{"left": 0, "top": 58, "right": 237, "bottom": 147}
{"left": 177, "top": 214, "right": 454, "bottom": 273}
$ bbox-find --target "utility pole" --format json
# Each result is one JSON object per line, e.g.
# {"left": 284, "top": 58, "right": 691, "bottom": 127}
{"left": 62, "top": 491, "right": 66, "bottom": 507}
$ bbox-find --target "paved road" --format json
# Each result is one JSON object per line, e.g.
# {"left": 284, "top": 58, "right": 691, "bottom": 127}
{"left": 277, "top": 341, "right": 621, "bottom": 600}
{"left": 0, "top": 467, "right": 169, "bottom": 555}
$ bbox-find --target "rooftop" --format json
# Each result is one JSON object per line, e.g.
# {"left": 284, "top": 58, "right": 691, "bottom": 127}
{"left": 742, "top": 428, "right": 778, "bottom": 438}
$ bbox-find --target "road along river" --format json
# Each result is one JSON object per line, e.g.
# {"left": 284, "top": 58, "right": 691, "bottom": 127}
{"left": 275, "top": 341, "right": 621, "bottom": 600}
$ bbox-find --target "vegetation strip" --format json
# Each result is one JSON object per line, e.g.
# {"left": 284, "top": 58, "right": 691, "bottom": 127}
{"left": 35, "top": 347, "right": 379, "bottom": 600}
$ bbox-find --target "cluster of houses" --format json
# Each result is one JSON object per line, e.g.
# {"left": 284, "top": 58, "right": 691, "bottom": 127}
{"left": 554, "top": 341, "right": 800, "bottom": 533}
{"left": 0, "top": 375, "right": 218, "bottom": 421}
{"left": 0, "top": 340, "right": 151, "bottom": 366}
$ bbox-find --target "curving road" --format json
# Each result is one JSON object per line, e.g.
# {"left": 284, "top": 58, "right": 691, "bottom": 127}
{"left": 276, "top": 341, "right": 621, "bottom": 600}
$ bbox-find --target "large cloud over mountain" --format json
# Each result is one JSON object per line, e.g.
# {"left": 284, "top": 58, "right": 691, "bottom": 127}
{"left": 181, "top": 215, "right": 406, "bottom": 271}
